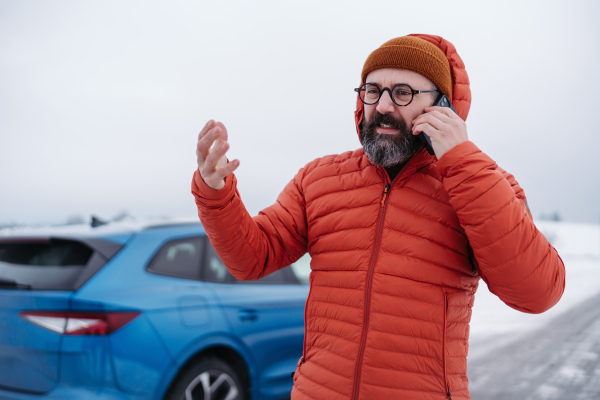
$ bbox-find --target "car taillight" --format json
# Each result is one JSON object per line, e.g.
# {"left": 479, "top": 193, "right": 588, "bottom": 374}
{"left": 19, "top": 311, "right": 141, "bottom": 335}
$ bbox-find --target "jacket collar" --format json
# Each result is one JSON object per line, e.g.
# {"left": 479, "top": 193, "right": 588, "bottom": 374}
{"left": 368, "top": 146, "right": 436, "bottom": 184}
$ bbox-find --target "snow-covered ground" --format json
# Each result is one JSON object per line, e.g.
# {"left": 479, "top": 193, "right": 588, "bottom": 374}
{"left": 469, "top": 221, "right": 600, "bottom": 360}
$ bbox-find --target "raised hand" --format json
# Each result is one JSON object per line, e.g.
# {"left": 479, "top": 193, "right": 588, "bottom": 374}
{"left": 196, "top": 120, "right": 240, "bottom": 190}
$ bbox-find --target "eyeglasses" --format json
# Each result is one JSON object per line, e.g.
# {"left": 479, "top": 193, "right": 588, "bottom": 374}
{"left": 354, "top": 83, "right": 439, "bottom": 106}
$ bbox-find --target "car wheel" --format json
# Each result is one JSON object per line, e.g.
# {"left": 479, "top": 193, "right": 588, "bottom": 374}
{"left": 166, "top": 357, "right": 247, "bottom": 400}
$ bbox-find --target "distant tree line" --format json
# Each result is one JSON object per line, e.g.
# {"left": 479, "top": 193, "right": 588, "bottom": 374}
{"left": 539, "top": 211, "right": 562, "bottom": 222}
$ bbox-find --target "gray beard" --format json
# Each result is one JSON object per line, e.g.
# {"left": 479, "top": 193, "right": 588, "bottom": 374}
{"left": 360, "top": 112, "right": 421, "bottom": 167}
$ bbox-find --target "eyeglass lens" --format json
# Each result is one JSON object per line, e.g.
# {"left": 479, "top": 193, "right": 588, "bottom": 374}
{"left": 360, "top": 84, "right": 413, "bottom": 106}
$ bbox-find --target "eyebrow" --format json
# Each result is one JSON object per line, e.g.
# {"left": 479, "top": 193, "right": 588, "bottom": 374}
{"left": 366, "top": 82, "right": 437, "bottom": 91}
{"left": 365, "top": 82, "right": 410, "bottom": 87}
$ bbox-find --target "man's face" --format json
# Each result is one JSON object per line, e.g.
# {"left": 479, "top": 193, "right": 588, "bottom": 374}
{"left": 360, "top": 68, "right": 437, "bottom": 167}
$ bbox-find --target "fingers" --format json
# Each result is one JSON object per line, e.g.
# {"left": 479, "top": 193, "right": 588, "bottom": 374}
{"left": 204, "top": 138, "right": 229, "bottom": 169}
{"left": 412, "top": 107, "right": 465, "bottom": 135}
{"left": 197, "top": 121, "right": 215, "bottom": 163}
{"left": 197, "top": 119, "right": 215, "bottom": 141}
{"left": 196, "top": 120, "right": 239, "bottom": 190}
{"left": 196, "top": 121, "right": 228, "bottom": 164}
{"left": 412, "top": 107, "right": 468, "bottom": 159}
{"left": 202, "top": 156, "right": 240, "bottom": 191}
{"left": 221, "top": 158, "right": 240, "bottom": 177}
{"left": 412, "top": 122, "right": 439, "bottom": 137}
{"left": 412, "top": 108, "right": 452, "bottom": 131}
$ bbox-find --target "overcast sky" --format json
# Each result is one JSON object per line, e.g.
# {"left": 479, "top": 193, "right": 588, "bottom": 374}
{"left": 1, "top": 0, "right": 599, "bottom": 226}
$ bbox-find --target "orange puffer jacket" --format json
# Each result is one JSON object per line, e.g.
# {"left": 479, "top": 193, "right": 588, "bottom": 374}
{"left": 192, "top": 35, "right": 565, "bottom": 400}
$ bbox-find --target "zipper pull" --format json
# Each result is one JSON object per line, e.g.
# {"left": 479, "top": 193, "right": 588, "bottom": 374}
{"left": 381, "top": 183, "right": 391, "bottom": 207}
{"left": 293, "top": 357, "right": 305, "bottom": 380}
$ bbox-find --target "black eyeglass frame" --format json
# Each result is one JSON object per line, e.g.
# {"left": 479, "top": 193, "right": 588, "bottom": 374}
{"left": 354, "top": 83, "right": 439, "bottom": 107}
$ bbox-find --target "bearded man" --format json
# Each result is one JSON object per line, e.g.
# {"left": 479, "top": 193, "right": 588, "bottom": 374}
{"left": 192, "top": 34, "right": 565, "bottom": 400}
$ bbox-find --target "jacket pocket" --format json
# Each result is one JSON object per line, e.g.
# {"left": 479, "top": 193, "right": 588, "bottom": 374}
{"left": 443, "top": 290, "right": 452, "bottom": 399}
{"left": 295, "top": 272, "right": 315, "bottom": 382}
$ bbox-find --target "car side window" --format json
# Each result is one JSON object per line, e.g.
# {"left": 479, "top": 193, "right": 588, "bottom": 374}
{"left": 204, "top": 242, "right": 301, "bottom": 284}
{"left": 146, "top": 237, "right": 203, "bottom": 280}
{"left": 203, "top": 243, "right": 235, "bottom": 283}
{"left": 147, "top": 236, "right": 302, "bottom": 284}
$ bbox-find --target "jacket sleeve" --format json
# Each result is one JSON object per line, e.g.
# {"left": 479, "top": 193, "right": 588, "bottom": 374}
{"left": 191, "top": 168, "right": 308, "bottom": 281}
{"left": 437, "top": 141, "right": 565, "bottom": 314}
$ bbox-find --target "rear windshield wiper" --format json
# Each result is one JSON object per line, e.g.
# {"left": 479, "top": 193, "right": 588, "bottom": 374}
{"left": 0, "top": 278, "right": 32, "bottom": 289}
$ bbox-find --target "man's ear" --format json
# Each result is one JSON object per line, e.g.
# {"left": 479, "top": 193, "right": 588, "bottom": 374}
{"left": 354, "top": 96, "right": 364, "bottom": 137}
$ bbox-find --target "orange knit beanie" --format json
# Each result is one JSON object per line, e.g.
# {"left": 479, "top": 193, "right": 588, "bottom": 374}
{"left": 361, "top": 35, "right": 453, "bottom": 100}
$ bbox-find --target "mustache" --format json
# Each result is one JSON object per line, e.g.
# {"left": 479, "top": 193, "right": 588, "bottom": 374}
{"left": 364, "top": 112, "right": 409, "bottom": 132}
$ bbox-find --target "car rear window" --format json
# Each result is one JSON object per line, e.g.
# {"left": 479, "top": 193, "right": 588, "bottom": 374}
{"left": 0, "top": 239, "right": 94, "bottom": 290}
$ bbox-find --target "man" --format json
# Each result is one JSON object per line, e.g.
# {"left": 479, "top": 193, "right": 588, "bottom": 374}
{"left": 192, "top": 34, "right": 565, "bottom": 400}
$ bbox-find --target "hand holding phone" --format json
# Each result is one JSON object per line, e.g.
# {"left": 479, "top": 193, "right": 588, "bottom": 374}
{"left": 418, "top": 94, "right": 458, "bottom": 155}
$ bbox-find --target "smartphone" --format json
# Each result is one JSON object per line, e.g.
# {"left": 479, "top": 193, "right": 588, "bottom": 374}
{"left": 418, "top": 94, "right": 458, "bottom": 155}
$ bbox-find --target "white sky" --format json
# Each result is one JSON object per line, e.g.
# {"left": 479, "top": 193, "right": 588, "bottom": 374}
{"left": 1, "top": 0, "right": 599, "bottom": 225}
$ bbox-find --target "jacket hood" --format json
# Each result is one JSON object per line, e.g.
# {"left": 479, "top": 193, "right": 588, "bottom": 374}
{"left": 354, "top": 34, "right": 471, "bottom": 136}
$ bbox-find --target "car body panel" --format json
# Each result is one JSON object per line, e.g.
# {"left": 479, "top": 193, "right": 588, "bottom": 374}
{"left": 0, "top": 221, "right": 309, "bottom": 400}
{"left": 210, "top": 283, "right": 307, "bottom": 391}
{"left": 0, "top": 291, "right": 71, "bottom": 393}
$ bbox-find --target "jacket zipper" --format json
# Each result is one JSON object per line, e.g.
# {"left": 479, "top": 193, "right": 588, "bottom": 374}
{"left": 351, "top": 183, "right": 391, "bottom": 400}
{"left": 294, "top": 273, "right": 314, "bottom": 382}
{"left": 443, "top": 291, "right": 452, "bottom": 399}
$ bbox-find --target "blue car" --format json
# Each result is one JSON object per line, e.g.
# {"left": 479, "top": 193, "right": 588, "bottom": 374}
{"left": 0, "top": 220, "right": 310, "bottom": 400}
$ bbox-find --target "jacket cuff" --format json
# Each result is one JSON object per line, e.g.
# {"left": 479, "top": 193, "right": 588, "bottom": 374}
{"left": 436, "top": 141, "right": 485, "bottom": 176}
{"left": 191, "top": 169, "right": 237, "bottom": 205}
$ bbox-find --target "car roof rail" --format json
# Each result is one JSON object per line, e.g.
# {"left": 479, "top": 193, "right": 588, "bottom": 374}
{"left": 91, "top": 216, "right": 109, "bottom": 228}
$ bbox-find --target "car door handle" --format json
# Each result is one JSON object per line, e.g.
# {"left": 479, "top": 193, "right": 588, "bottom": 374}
{"left": 238, "top": 309, "right": 258, "bottom": 322}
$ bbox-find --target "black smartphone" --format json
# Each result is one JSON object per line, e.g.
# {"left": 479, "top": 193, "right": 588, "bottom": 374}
{"left": 418, "top": 94, "right": 458, "bottom": 155}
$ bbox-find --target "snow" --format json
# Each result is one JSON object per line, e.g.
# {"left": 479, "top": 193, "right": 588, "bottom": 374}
{"left": 469, "top": 221, "right": 600, "bottom": 359}
{"left": 0, "top": 217, "right": 203, "bottom": 238}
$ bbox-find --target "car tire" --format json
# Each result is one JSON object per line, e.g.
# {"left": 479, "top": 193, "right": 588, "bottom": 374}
{"left": 166, "top": 356, "right": 247, "bottom": 400}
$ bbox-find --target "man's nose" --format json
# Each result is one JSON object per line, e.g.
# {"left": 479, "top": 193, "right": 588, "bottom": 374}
{"left": 376, "top": 90, "right": 396, "bottom": 114}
